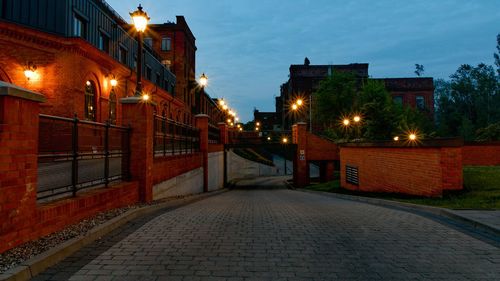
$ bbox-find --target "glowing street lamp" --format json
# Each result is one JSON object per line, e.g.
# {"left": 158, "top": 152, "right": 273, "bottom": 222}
{"left": 199, "top": 73, "right": 208, "bottom": 87}
{"left": 393, "top": 136, "right": 400, "bottom": 141}
{"left": 282, "top": 137, "right": 288, "bottom": 144}
{"left": 409, "top": 133, "right": 417, "bottom": 141}
{"left": 110, "top": 78, "right": 118, "bottom": 87}
{"left": 291, "top": 103, "right": 298, "bottom": 111}
{"left": 296, "top": 99, "right": 303, "bottom": 106}
{"left": 219, "top": 99, "right": 225, "bottom": 106}
{"left": 343, "top": 119, "right": 350, "bottom": 126}
{"left": 353, "top": 115, "right": 361, "bottom": 123}
{"left": 130, "top": 4, "right": 150, "bottom": 96}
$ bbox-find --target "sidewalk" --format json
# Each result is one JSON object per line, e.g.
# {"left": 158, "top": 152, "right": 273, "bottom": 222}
{"left": 298, "top": 189, "right": 500, "bottom": 238}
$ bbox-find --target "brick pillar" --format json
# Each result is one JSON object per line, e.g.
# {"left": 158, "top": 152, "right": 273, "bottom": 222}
{"left": 196, "top": 114, "right": 209, "bottom": 192}
{"left": 120, "top": 97, "right": 155, "bottom": 202}
{"left": 0, "top": 82, "right": 46, "bottom": 253}
{"left": 218, "top": 122, "right": 228, "bottom": 145}
{"left": 292, "top": 122, "right": 309, "bottom": 188}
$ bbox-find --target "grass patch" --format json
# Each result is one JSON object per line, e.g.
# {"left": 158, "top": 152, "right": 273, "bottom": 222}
{"left": 306, "top": 166, "right": 500, "bottom": 210}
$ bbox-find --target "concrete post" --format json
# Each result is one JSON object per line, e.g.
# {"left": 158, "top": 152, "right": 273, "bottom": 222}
{"left": 292, "top": 122, "right": 309, "bottom": 188}
{"left": 0, "top": 82, "right": 46, "bottom": 253}
{"left": 195, "top": 114, "right": 209, "bottom": 192}
{"left": 120, "top": 96, "right": 155, "bottom": 202}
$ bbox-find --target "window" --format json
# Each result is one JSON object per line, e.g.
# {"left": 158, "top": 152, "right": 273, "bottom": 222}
{"left": 85, "top": 81, "right": 96, "bottom": 121}
{"left": 393, "top": 96, "right": 403, "bottom": 105}
{"left": 98, "top": 32, "right": 109, "bottom": 53}
{"left": 73, "top": 15, "right": 86, "bottom": 39}
{"left": 156, "top": 73, "right": 161, "bottom": 85}
{"left": 144, "top": 37, "right": 153, "bottom": 48}
{"left": 145, "top": 65, "right": 152, "bottom": 81}
{"left": 416, "top": 96, "right": 425, "bottom": 110}
{"left": 119, "top": 46, "right": 127, "bottom": 64}
{"left": 161, "top": 37, "right": 171, "bottom": 51}
{"left": 109, "top": 89, "right": 117, "bottom": 124}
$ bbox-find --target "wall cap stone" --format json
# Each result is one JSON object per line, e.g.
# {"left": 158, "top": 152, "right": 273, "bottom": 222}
{"left": 0, "top": 81, "right": 46, "bottom": 103}
{"left": 194, "top": 114, "right": 209, "bottom": 118}
{"left": 120, "top": 96, "right": 157, "bottom": 106}
{"left": 339, "top": 138, "right": 463, "bottom": 148}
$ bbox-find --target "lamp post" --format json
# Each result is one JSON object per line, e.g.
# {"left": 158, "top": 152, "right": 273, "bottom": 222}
{"left": 198, "top": 73, "right": 208, "bottom": 114}
{"left": 130, "top": 4, "right": 150, "bottom": 97}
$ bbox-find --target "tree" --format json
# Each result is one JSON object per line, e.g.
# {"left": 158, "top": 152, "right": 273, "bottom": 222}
{"left": 359, "top": 80, "right": 399, "bottom": 140}
{"left": 415, "top": 64, "right": 425, "bottom": 77}
{"left": 313, "top": 70, "right": 359, "bottom": 131}
{"left": 436, "top": 63, "right": 499, "bottom": 140}
{"left": 494, "top": 34, "right": 500, "bottom": 76}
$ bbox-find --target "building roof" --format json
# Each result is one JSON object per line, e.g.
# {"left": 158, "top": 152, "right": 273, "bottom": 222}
{"left": 373, "top": 77, "right": 434, "bottom": 91}
{"left": 289, "top": 63, "right": 369, "bottom": 78}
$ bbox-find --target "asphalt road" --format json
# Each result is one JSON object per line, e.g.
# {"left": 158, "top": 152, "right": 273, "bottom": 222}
{"left": 34, "top": 177, "right": 499, "bottom": 281}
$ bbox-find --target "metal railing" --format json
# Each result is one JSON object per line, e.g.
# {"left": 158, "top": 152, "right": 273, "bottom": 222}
{"left": 208, "top": 124, "right": 220, "bottom": 144}
{"left": 37, "top": 114, "right": 130, "bottom": 201}
{"left": 154, "top": 115, "right": 200, "bottom": 157}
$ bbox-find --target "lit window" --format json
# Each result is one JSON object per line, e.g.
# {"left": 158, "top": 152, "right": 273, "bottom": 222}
{"left": 161, "top": 37, "right": 171, "bottom": 51}
{"left": 144, "top": 37, "right": 153, "bottom": 48}
{"left": 416, "top": 96, "right": 425, "bottom": 110}
{"left": 85, "top": 81, "right": 96, "bottom": 121}
{"left": 98, "top": 32, "right": 109, "bottom": 53}
{"left": 109, "top": 89, "right": 117, "bottom": 124}
{"left": 73, "top": 15, "right": 86, "bottom": 39}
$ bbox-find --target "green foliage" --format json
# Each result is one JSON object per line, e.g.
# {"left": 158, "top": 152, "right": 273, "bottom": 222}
{"left": 313, "top": 70, "right": 358, "bottom": 126}
{"left": 495, "top": 33, "right": 500, "bottom": 76}
{"left": 359, "top": 80, "right": 399, "bottom": 140}
{"left": 475, "top": 122, "right": 500, "bottom": 141}
{"left": 435, "top": 63, "right": 499, "bottom": 141}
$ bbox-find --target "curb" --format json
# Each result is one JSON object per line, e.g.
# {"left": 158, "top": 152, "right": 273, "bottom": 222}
{"left": 0, "top": 189, "right": 228, "bottom": 281}
{"left": 296, "top": 189, "right": 500, "bottom": 238}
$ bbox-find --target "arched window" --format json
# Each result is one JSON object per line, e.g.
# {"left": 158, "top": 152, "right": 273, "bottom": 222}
{"left": 85, "top": 81, "right": 96, "bottom": 121}
{"left": 109, "top": 89, "right": 117, "bottom": 124}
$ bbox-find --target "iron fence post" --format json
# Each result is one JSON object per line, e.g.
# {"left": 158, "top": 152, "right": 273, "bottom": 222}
{"left": 71, "top": 114, "right": 79, "bottom": 197}
{"left": 104, "top": 121, "right": 110, "bottom": 187}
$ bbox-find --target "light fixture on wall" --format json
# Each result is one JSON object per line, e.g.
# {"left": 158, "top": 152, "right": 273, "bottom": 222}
{"left": 110, "top": 76, "right": 118, "bottom": 87}
{"left": 24, "top": 62, "right": 37, "bottom": 80}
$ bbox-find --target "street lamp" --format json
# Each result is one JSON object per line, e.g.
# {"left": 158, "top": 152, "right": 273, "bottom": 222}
{"left": 343, "top": 119, "right": 350, "bottom": 126}
{"left": 353, "top": 115, "right": 361, "bottom": 123}
{"left": 199, "top": 73, "right": 208, "bottom": 87}
{"left": 130, "top": 4, "right": 150, "bottom": 97}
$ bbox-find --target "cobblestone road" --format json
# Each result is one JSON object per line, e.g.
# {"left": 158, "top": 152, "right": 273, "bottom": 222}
{"left": 35, "top": 189, "right": 500, "bottom": 281}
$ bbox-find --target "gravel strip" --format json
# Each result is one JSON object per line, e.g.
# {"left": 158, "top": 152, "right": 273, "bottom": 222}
{"left": 0, "top": 197, "right": 177, "bottom": 274}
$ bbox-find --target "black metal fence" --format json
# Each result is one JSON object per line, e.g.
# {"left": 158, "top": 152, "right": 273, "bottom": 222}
{"left": 208, "top": 124, "right": 220, "bottom": 144}
{"left": 153, "top": 115, "right": 200, "bottom": 157}
{"left": 37, "top": 114, "right": 130, "bottom": 201}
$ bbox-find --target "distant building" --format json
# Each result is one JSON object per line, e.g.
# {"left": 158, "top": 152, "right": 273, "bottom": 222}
{"left": 253, "top": 109, "right": 279, "bottom": 132}
{"left": 277, "top": 60, "right": 434, "bottom": 131}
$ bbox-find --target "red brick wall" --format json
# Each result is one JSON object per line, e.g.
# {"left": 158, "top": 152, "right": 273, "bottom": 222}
{"left": 306, "top": 133, "right": 339, "bottom": 161}
{"left": 0, "top": 21, "right": 189, "bottom": 125}
{"left": 152, "top": 154, "right": 203, "bottom": 185}
{"left": 340, "top": 144, "right": 463, "bottom": 197}
{"left": 0, "top": 181, "right": 139, "bottom": 254}
{"left": 462, "top": 143, "right": 500, "bottom": 166}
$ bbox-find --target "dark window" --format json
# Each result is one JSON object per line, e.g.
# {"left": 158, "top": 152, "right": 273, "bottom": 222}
{"left": 119, "top": 46, "right": 127, "bottom": 64}
{"left": 144, "top": 37, "right": 153, "bottom": 48}
{"left": 109, "top": 89, "right": 117, "bottom": 124}
{"left": 98, "top": 32, "right": 109, "bottom": 53}
{"left": 73, "top": 15, "right": 86, "bottom": 38}
{"left": 156, "top": 73, "right": 161, "bottom": 85}
{"left": 85, "top": 81, "right": 96, "bottom": 121}
{"left": 393, "top": 96, "right": 403, "bottom": 105}
{"left": 145, "top": 65, "right": 152, "bottom": 80}
{"left": 161, "top": 37, "right": 171, "bottom": 51}
{"left": 416, "top": 96, "right": 425, "bottom": 110}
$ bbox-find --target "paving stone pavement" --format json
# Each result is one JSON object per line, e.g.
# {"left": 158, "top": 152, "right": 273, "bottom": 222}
{"left": 34, "top": 189, "right": 500, "bottom": 281}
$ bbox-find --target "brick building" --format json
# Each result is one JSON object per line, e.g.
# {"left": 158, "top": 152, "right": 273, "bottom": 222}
{"left": 0, "top": 0, "right": 226, "bottom": 126}
{"left": 276, "top": 60, "right": 434, "bottom": 131}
